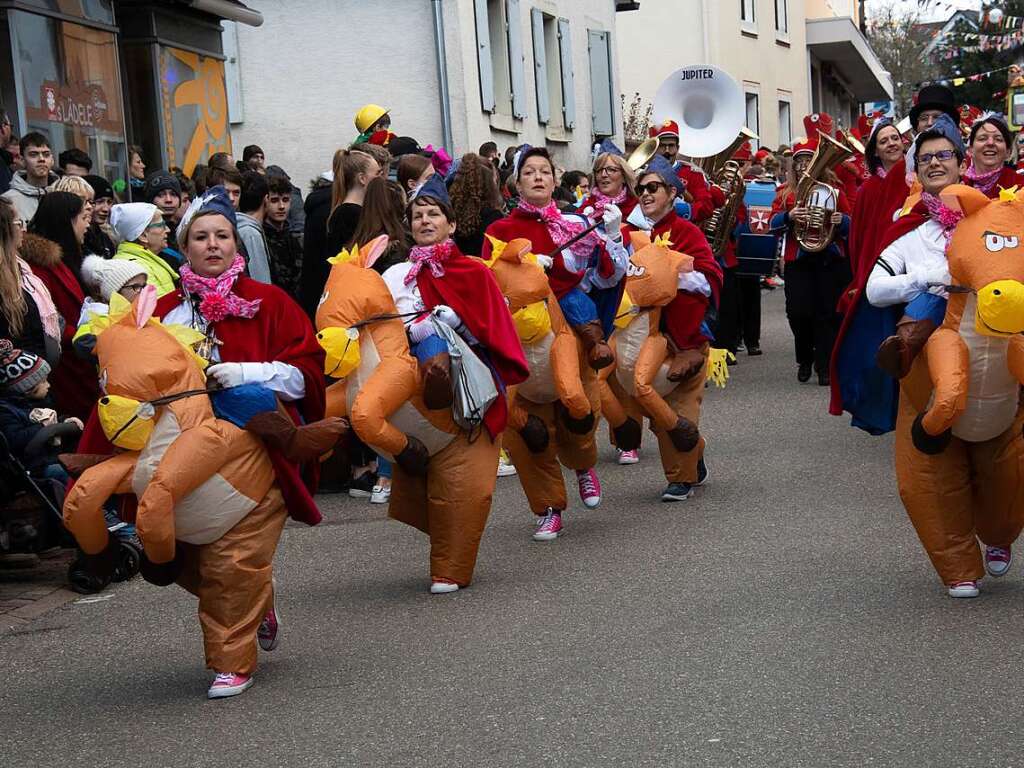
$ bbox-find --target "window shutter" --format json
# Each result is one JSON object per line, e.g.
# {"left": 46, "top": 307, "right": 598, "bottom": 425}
{"left": 531, "top": 9, "right": 550, "bottom": 125}
{"left": 506, "top": 0, "right": 527, "bottom": 119}
{"left": 474, "top": 0, "right": 495, "bottom": 112}
{"left": 587, "top": 30, "right": 613, "bottom": 137}
{"left": 222, "top": 21, "right": 244, "bottom": 124}
{"left": 557, "top": 18, "right": 575, "bottom": 129}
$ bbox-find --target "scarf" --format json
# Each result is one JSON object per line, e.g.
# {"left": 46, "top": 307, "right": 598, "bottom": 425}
{"left": 179, "top": 254, "right": 261, "bottom": 323}
{"left": 588, "top": 188, "right": 628, "bottom": 216}
{"left": 963, "top": 162, "right": 1003, "bottom": 196}
{"left": 405, "top": 239, "right": 455, "bottom": 285}
{"left": 17, "top": 256, "right": 61, "bottom": 340}
{"left": 921, "top": 192, "right": 964, "bottom": 246}
{"left": 517, "top": 200, "right": 603, "bottom": 260}
{"left": 874, "top": 166, "right": 888, "bottom": 180}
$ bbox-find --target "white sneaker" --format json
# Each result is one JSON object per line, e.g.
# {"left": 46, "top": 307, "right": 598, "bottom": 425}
{"left": 617, "top": 449, "right": 639, "bottom": 465}
{"left": 370, "top": 483, "right": 391, "bottom": 504}
{"left": 948, "top": 580, "right": 980, "bottom": 598}
{"left": 497, "top": 450, "right": 517, "bottom": 477}
{"left": 430, "top": 580, "right": 459, "bottom": 594}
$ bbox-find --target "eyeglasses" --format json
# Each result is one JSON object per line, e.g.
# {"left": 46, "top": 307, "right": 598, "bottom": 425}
{"left": 121, "top": 281, "right": 147, "bottom": 295}
{"left": 146, "top": 221, "right": 169, "bottom": 229}
{"left": 12, "top": 219, "right": 24, "bottom": 230}
{"left": 596, "top": 166, "right": 622, "bottom": 176}
{"left": 636, "top": 181, "right": 667, "bottom": 195}
{"left": 918, "top": 149, "right": 957, "bottom": 164}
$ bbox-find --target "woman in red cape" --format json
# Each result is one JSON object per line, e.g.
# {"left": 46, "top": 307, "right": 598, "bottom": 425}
{"left": 962, "top": 113, "right": 1017, "bottom": 199}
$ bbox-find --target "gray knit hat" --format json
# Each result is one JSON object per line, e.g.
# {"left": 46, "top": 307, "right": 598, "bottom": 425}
{"left": 0, "top": 339, "right": 51, "bottom": 395}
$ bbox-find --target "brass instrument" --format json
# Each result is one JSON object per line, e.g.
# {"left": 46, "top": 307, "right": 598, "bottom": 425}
{"left": 698, "top": 127, "right": 759, "bottom": 257}
{"left": 793, "top": 132, "right": 854, "bottom": 252}
{"left": 626, "top": 136, "right": 659, "bottom": 171}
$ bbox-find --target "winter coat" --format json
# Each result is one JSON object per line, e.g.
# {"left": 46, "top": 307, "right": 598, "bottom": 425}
{"left": 237, "top": 212, "right": 272, "bottom": 284}
{"left": 19, "top": 233, "right": 98, "bottom": 421}
{"left": 2, "top": 171, "right": 56, "bottom": 223}
{"left": 114, "top": 240, "right": 178, "bottom": 297}
{"left": 264, "top": 220, "right": 304, "bottom": 298}
{"left": 0, "top": 394, "right": 80, "bottom": 473}
{"left": 84, "top": 223, "right": 117, "bottom": 259}
{"left": 299, "top": 184, "right": 332, "bottom": 317}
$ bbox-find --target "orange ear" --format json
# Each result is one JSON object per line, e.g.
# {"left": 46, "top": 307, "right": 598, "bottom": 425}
{"left": 629, "top": 230, "right": 652, "bottom": 251}
{"left": 360, "top": 235, "right": 390, "bottom": 269}
{"left": 504, "top": 237, "right": 533, "bottom": 263}
{"left": 940, "top": 183, "right": 990, "bottom": 217}
{"left": 675, "top": 253, "right": 695, "bottom": 274}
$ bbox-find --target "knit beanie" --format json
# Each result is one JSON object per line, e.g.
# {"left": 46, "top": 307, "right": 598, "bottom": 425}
{"left": 83, "top": 174, "right": 114, "bottom": 201}
{"left": 0, "top": 339, "right": 51, "bottom": 396}
{"left": 110, "top": 202, "right": 158, "bottom": 242}
{"left": 81, "top": 254, "right": 147, "bottom": 302}
{"left": 143, "top": 170, "right": 182, "bottom": 203}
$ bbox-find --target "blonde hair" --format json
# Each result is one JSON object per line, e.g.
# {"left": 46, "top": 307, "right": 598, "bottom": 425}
{"left": 0, "top": 198, "right": 26, "bottom": 337}
{"left": 330, "top": 148, "right": 379, "bottom": 214}
{"left": 592, "top": 153, "right": 636, "bottom": 196}
{"left": 50, "top": 175, "right": 95, "bottom": 202}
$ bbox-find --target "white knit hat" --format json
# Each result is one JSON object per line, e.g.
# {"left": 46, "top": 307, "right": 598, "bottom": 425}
{"left": 81, "top": 255, "right": 147, "bottom": 302}
{"left": 110, "top": 202, "right": 157, "bottom": 242}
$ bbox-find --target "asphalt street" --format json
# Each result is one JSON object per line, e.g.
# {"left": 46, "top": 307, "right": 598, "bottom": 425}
{"left": 4, "top": 290, "right": 1023, "bottom": 767}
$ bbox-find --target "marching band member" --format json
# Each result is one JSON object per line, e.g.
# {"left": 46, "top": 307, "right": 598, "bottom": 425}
{"left": 623, "top": 155, "right": 722, "bottom": 500}
{"left": 963, "top": 112, "right": 1017, "bottom": 198}
{"left": 648, "top": 120, "right": 716, "bottom": 224}
{"left": 771, "top": 120, "right": 852, "bottom": 387}
{"left": 484, "top": 146, "right": 629, "bottom": 512}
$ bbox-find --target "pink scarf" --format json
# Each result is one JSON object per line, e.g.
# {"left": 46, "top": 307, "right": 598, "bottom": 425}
{"left": 179, "top": 254, "right": 261, "bottom": 323}
{"left": 963, "top": 162, "right": 1003, "bottom": 196}
{"left": 17, "top": 257, "right": 60, "bottom": 341}
{"left": 405, "top": 239, "right": 455, "bottom": 285}
{"left": 921, "top": 192, "right": 964, "bottom": 247}
{"left": 517, "top": 200, "right": 602, "bottom": 260}
{"left": 587, "top": 188, "right": 628, "bottom": 216}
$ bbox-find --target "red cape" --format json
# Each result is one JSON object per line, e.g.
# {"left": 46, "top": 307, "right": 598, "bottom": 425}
{"left": 416, "top": 244, "right": 529, "bottom": 439}
{"left": 845, "top": 168, "right": 911, "bottom": 309}
{"left": 828, "top": 201, "right": 928, "bottom": 418}
{"left": 675, "top": 164, "right": 715, "bottom": 224}
{"left": 77, "top": 277, "right": 326, "bottom": 527}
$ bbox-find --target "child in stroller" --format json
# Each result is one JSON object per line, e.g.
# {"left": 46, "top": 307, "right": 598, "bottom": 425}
{"left": 0, "top": 339, "right": 140, "bottom": 590}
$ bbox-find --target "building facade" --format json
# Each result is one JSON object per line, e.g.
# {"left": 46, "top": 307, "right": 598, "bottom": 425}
{"left": 617, "top": 0, "right": 891, "bottom": 153}
{"left": 226, "top": 0, "right": 624, "bottom": 187}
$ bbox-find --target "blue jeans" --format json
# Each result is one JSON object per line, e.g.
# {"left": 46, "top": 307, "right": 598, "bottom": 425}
{"left": 558, "top": 287, "right": 599, "bottom": 327}
{"left": 377, "top": 456, "right": 392, "bottom": 479}
{"left": 905, "top": 292, "right": 947, "bottom": 325}
{"left": 411, "top": 333, "right": 448, "bottom": 363}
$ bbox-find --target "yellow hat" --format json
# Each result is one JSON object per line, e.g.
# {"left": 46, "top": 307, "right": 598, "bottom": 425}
{"left": 354, "top": 104, "right": 389, "bottom": 134}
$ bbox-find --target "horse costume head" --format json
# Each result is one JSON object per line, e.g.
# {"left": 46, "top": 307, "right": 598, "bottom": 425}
{"left": 485, "top": 235, "right": 554, "bottom": 346}
{"left": 623, "top": 231, "right": 694, "bottom": 308}
{"left": 943, "top": 184, "right": 1024, "bottom": 336}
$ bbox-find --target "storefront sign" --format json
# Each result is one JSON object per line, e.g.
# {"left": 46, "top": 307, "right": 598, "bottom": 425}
{"left": 38, "top": 81, "right": 112, "bottom": 130}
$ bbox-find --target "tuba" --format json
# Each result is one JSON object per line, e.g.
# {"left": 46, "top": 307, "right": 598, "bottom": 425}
{"left": 651, "top": 66, "right": 752, "bottom": 257}
{"left": 793, "top": 132, "right": 853, "bottom": 253}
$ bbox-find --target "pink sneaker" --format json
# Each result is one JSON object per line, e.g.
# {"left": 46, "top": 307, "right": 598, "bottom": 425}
{"left": 207, "top": 672, "right": 254, "bottom": 699}
{"left": 985, "top": 546, "right": 1012, "bottom": 577}
{"left": 948, "top": 580, "right": 980, "bottom": 598}
{"left": 576, "top": 468, "right": 601, "bottom": 508}
{"left": 617, "top": 449, "right": 639, "bottom": 465}
{"left": 533, "top": 508, "right": 562, "bottom": 541}
{"left": 257, "top": 604, "right": 281, "bottom": 651}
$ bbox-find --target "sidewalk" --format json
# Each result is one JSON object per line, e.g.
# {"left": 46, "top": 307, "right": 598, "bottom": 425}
{"left": 0, "top": 550, "right": 77, "bottom": 633}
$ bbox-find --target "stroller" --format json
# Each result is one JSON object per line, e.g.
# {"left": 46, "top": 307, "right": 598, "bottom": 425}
{"left": 0, "top": 430, "right": 142, "bottom": 593}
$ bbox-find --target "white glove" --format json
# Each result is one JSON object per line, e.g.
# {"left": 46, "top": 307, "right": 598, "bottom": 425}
{"left": 432, "top": 304, "right": 464, "bottom": 330}
{"left": 535, "top": 254, "right": 554, "bottom": 270}
{"left": 677, "top": 271, "right": 712, "bottom": 297}
{"left": 206, "top": 362, "right": 274, "bottom": 388}
{"left": 600, "top": 203, "right": 622, "bottom": 241}
{"left": 581, "top": 206, "right": 596, "bottom": 218}
{"left": 407, "top": 316, "right": 435, "bottom": 344}
{"left": 912, "top": 265, "right": 950, "bottom": 290}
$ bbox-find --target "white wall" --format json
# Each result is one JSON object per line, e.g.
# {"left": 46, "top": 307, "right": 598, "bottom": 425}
{"left": 229, "top": 0, "right": 621, "bottom": 188}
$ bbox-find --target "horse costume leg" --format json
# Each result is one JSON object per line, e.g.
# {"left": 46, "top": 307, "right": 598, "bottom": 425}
{"left": 63, "top": 453, "right": 137, "bottom": 555}
{"left": 894, "top": 393, "right": 981, "bottom": 583}
{"left": 971, "top": 409, "right": 1024, "bottom": 550}
{"left": 503, "top": 399, "right": 568, "bottom": 515}
{"left": 919, "top": 328, "right": 969, "bottom": 440}
{"left": 651, "top": 355, "right": 708, "bottom": 486}
{"left": 176, "top": 486, "right": 287, "bottom": 675}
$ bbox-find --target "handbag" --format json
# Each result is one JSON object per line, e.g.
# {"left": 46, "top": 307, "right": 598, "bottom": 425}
{"left": 431, "top": 318, "right": 498, "bottom": 434}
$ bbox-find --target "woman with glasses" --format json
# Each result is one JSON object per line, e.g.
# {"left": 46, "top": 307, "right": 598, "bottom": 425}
{"left": 964, "top": 113, "right": 1016, "bottom": 198}
{"left": 770, "top": 124, "right": 851, "bottom": 387}
{"left": 622, "top": 155, "right": 723, "bottom": 502}
{"left": 20, "top": 191, "right": 98, "bottom": 419}
{"left": 109, "top": 202, "right": 177, "bottom": 297}
{"left": 580, "top": 151, "right": 638, "bottom": 223}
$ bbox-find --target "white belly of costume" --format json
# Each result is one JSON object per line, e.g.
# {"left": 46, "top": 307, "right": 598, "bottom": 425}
{"left": 347, "top": 333, "right": 456, "bottom": 459}
{"left": 516, "top": 331, "right": 558, "bottom": 403}
{"left": 952, "top": 295, "right": 1018, "bottom": 442}
{"left": 612, "top": 313, "right": 674, "bottom": 397}
{"left": 133, "top": 411, "right": 256, "bottom": 545}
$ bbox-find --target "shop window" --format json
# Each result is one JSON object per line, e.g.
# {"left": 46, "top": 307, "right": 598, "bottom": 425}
{"left": 9, "top": 9, "right": 125, "bottom": 179}
{"left": 159, "top": 47, "right": 231, "bottom": 175}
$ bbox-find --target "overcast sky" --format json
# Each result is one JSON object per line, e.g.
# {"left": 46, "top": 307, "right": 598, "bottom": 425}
{"left": 864, "top": 0, "right": 981, "bottom": 21}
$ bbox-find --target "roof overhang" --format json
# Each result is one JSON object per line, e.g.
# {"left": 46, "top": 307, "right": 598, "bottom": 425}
{"left": 188, "top": 0, "right": 263, "bottom": 26}
{"left": 806, "top": 16, "right": 893, "bottom": 102}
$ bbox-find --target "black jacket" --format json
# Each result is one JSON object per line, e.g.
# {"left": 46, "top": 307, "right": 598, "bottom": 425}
{"left": 299, "top": 185, "right": 332, "bottom": 317}
{"left": 265, "top": 220, "right": 304, "bottom": 299}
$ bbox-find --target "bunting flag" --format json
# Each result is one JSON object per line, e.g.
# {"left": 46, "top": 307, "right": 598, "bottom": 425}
{"left": 901, "top": 64, "right": 1017, "bottom": 92}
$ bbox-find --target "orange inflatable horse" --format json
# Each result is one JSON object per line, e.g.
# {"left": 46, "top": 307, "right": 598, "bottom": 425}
{"left": 315, "top": 235, "right": 502, "bottom": 589}
{"left": 897, "top": 184, "right": 1024, "bottom": 589}
{"left": 486, "top": 235, "right": 600, "bottom": 516}
{"left": 597, "top": 231, "right": 723, "bottom": 488}
{"left": 63, "top": 286, "right": 286, "bottom": 676}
